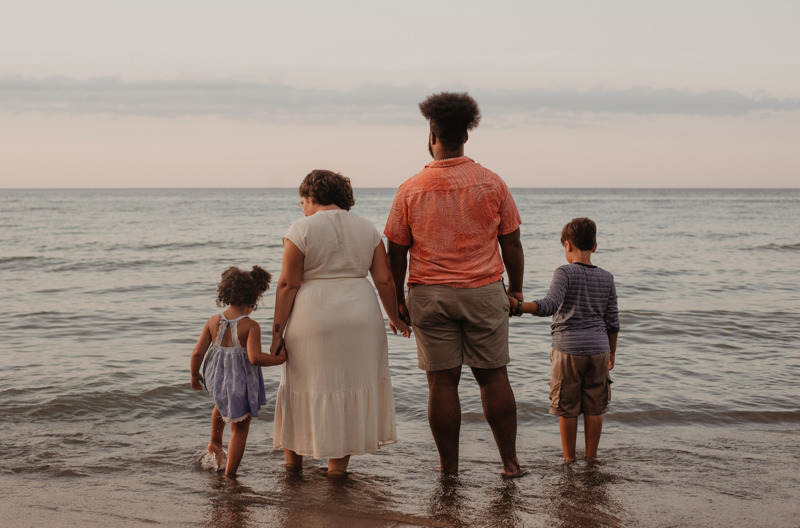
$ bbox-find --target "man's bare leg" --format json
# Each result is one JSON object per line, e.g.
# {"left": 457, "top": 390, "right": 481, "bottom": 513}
{"left": 559, "top": 416, "right": 578, "bottom": 463}
{"left": 427, "top": 366, "right": 462, "bottom": 474}
{"left": 583, "top": 414, "right": 603, "bottom": 461}
{"left": 472, "top": 366, "right": 522, "bottom": 477}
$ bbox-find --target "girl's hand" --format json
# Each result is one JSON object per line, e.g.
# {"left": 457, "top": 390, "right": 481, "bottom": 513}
{"left": 389, "top": 318, "right": 412, "bottom": 338}
{"left": 191, "top": 373, "right": 204, "bottom": 391}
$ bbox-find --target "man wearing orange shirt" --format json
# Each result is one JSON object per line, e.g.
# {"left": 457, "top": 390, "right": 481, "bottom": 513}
{"left": 385, "top": 92, "right": 525, "bottom": 477}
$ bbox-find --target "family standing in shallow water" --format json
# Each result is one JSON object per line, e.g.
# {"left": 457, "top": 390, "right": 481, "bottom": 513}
{"left": 190, "top": 91, "right": 619, "bottom": 478}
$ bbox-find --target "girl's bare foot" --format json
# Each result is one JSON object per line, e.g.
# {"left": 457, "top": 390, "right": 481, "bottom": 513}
{"left": 208, "top": 440, "right": 226, "bottom": 471}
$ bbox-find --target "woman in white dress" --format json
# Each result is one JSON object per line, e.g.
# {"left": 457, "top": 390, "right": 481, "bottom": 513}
{"left": 270, "top": 170, "right": 411, "bottom": 474}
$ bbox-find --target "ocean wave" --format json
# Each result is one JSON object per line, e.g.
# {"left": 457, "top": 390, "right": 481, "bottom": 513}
{"left": 747, "top": 242, "right": 800, "bottom": 251}
{"left": 607, "top": 408, "right": 800, "bottom": 425}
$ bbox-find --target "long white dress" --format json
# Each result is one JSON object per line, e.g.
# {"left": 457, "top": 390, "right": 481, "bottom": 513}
{"left": 273, "top": 209, "right": 397, "bottom": 458}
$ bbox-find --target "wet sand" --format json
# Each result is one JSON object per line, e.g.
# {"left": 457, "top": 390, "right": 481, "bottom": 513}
{"left": 2, "top": 421, "right": 797, "bottom": 527}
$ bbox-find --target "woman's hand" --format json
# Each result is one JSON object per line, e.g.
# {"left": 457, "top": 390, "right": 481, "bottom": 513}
{"left": 389, "top": 317, "right": 412, "bottom": 338}
{"left": 270, "top": 334, "right": 285, "bottom": 357}
{"left": 272, "top": 341, "right": 288, "bottom": 364}
{"left": 191, "top": 373, "right": 204, "bottom": 391}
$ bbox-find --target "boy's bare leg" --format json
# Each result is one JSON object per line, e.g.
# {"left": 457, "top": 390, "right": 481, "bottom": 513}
{"left": 208, "top": 406, "right": 226, "bottom": 469}
{"left": 559, "top": 416, "right": 578, "bottom": 463}
{"left": 327, "top": 455, "right": 350, "bottom": 475}
{"left": 284, "top": 449, "right": 303, "bottom": 468}
{"left": 472, "top": 366, "right": 522, "bottom": 477}
{"left": 583, "top": 414, "right": 603, "bottom": 460}
{"left": 427, "top": 366, "right": 462, "bottom": 474}
{"left": 225, "top": 416, "right": 251, "bottom": 476}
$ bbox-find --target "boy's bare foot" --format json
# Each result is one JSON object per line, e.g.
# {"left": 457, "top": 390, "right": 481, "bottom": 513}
{"left": 562, "top": 457, "right": 576, "bottom": 465}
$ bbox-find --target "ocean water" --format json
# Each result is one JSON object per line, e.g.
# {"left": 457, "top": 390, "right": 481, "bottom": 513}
{"left": 0, "top": 187, "right": 798, "bottom": 527}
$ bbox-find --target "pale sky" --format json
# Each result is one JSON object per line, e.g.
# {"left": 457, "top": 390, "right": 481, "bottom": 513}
{"left": 1, "top": 0, "right": 798, "bottom": 188}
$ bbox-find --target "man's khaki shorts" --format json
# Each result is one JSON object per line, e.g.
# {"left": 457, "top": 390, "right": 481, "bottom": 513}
{"left": 549, "top": 348, "right": 612, "bottom": 417}
{"left": 406, "top": 281, "right": 509, "bottom": 371}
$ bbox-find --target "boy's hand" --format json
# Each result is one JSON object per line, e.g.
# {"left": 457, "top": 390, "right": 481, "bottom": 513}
{"left": 609, "top": 351, "right": 615, "bottom": 370}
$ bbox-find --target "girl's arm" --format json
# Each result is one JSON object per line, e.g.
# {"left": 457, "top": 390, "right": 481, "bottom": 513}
{"left": 270, "top": 238, "right": 304, "bottom": 356}
{"left": 190, "top": 319, "right": 213, "bottom": 390}
{"left": 369, "top": 240, "right": 411, "bottom": 338}
{"left": 246, "top": 321, "right": 286, "bottom": 366}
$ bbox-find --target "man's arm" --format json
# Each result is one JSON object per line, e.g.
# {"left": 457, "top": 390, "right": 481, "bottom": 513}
{"left": 498, "top": 228, "right": 524, "bottom": 300}
{"left": 387, "top": 240, "right": 411, "bottom": 325}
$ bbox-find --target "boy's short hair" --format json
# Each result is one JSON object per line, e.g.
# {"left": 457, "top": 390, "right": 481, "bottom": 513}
{"left": 560, "top": 217, "right": 596, "bottom": 251}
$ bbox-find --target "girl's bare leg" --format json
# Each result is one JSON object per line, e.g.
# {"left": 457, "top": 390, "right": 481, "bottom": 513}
{"left": 559, "top": 416, "right": 578, "bottom": 463}
{"left": 583, "top": 414, "right": 603, "bottom": 461}
{"left": 327, "top": 455, "right": 350, "bottom": 474}
{"left": 284, "top": 449, "right": 303, "bottom": 469}
{"left": 225, "top": 416, "right": 251, "bottom": 477}
{"left": 208, "top": 406, "right": 226, "bottom": 469}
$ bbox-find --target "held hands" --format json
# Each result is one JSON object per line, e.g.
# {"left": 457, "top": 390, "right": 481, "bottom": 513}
{"left": 389, "top": 317, "right": 412, "bottom": 338}
{"left": 270, "top": 335, "right": 287, "bottom": 363}
{"left": 507, "top": 292, "right": 524, "bottom": 317}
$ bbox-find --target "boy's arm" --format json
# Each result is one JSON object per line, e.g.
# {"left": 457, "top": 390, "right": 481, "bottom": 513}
{"left": 247, "top": 322, "right": 286, "bottom": 366}
{"left": 605, "top": 277, "right": 620, "bottom": 370}
{"left": 521, "top": 268, "right": 568, "bottom": 316}
{"left": 190, "top": 319, "right": 213, "bottom": 390}
{"left": 607, "top": 333, "right": 618, "bottom": 370}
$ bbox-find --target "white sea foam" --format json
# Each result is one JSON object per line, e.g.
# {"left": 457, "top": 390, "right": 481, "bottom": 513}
{"left": 196, "top": 450, "right": 226, "bottom": 472}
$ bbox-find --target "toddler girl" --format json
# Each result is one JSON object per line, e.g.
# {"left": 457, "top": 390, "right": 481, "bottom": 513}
{"left": 190, "top": 265, "right": 286, "bottom": 476}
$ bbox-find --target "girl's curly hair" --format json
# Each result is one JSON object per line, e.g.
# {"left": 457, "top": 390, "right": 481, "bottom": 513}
{"left": 419, "top": 92, "right": 481, "bottom": 149}
{"left": 216, "top": 265, "right": 272, "bottom": 310}
{"left": 299, "top": 169, "right": 355, "bottom": 211}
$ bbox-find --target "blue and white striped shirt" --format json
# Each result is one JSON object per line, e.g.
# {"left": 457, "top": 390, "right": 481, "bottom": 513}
{"left": 534, "top": 262, "right": 619, "bottom": 356}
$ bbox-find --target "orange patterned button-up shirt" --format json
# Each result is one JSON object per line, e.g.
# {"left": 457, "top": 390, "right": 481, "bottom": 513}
{"left": 384, "top": 157, "right": 521, "bottom": 288}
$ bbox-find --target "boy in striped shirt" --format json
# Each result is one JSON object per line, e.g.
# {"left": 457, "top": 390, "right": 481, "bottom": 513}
{"left": 511, "top": 217, "right": 619, "bottom": 463}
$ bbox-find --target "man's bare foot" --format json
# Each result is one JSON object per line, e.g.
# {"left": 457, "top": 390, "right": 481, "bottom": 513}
{"left": 501, "top": 466, "right": 528, "bottom": 479}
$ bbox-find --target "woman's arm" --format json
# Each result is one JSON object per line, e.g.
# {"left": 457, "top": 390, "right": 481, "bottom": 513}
{"left": 190, "top": 319, "right": 213, "bottom": 390}
{"left": 270, "top": 239, "right": 304, "bottom": 355}
{"left": 246, "top": 321, "right": 285, "bottom": 366}
{"left": 370, "top": 241, "right": 411, "bottom": 337}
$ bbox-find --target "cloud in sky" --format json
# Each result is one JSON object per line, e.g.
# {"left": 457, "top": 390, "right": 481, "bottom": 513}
{"left": 2, "top": 75, "right": 798, "bottom": 125}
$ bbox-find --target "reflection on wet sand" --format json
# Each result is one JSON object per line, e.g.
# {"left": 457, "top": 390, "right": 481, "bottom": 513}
{"left": 548, "top": 461, "right": 626, "bottom": 528}
{"left": 203, "top": 476, "right": 255, "bottom": 528}
{"left": 426, "top": 473, "right": 526, "bottom": 527}
{"left": 273, "top": 467, "right": 433, "bottom": 528}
